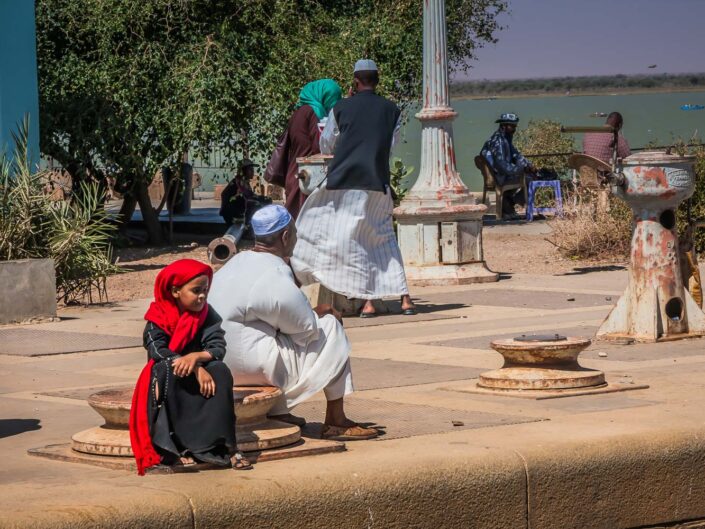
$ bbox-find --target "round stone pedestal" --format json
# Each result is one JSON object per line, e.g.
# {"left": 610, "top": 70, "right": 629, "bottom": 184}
{"left": 234, "top": 386, "right": 301, "bottom": 452}
{"left": 71, "top": 387, "right": 132, "bottom": 456}
{"left": 71, "top": 385, "right": 301, "bottom": 458}
{"left": 478, "top": 335, "right": 605, "bottom": 393}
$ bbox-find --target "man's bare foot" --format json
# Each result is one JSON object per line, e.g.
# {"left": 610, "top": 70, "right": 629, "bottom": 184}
{"left": 359, "top": 299, "right": 376, "bottom": 318}
{"left": 401, "top": 295, "right": 417, "bottom": 315}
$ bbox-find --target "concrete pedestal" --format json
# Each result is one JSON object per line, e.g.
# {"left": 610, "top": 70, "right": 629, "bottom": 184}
{"left": 233, "top": 386, "right": 301, "bottom": 452}
{"left": 395, "top": 210, "right": 498, "bottom": 286}
{"left": 71, "top": 387, "right": 132, "bottom": 457}
{"left": 0, "top": 259, "right": 57, "bottom": 324}
{"left": 392, "top": 0, "right": 496, "bottom": 286}
{"left": 477, "top": 336, "right": 607, "bottom": 396}
{"left": 71, "top": 385, "right": 302, "bottom": 458}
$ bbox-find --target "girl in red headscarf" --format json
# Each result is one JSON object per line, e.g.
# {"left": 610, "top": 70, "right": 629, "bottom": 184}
{"left": 129, "top": 259, "right": 246, "bottom": 474}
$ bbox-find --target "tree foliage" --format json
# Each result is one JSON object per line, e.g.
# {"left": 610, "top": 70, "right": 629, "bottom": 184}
{"left": 451, "top": 73, "right": 705, "bottom": 98}
{"left": 514, "top": 119, "right": 575, "bottom": 175}
{"left": 36, "top": 0, "right": 506, "bottom": 242}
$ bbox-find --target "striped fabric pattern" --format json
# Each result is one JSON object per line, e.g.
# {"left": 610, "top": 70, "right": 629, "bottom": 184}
{"left": 292, "top": 187, "right": 410, "bottom": 300}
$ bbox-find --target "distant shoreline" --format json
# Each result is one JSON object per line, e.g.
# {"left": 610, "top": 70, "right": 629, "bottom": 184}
{"left": 453, "top": 86, "right": 705, "bottom": 101}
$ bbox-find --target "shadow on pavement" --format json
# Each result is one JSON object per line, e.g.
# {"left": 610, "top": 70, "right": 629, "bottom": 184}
{"left": 0, "top": 419, "right": 41, "bottom": 439}
{"left": 560, "top": 265, "right": 627, "bottom": 276}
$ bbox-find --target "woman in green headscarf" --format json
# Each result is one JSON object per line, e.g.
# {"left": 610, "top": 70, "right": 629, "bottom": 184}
{"left": 295, "top": 79, "right": 343, "bottom": 121}
{"left": 282, "top": 79, "right": 342, "bottom": 219}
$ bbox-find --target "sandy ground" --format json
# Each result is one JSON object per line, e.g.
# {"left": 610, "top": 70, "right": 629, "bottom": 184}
{"left": 483, "top": 230, "right": 626, "bottom": 276}
{"left": 102, "top": 224, "right": 627, "bottom": 304}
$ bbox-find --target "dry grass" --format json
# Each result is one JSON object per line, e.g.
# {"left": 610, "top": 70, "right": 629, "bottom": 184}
{"left": 547, "top": 191, "right": 632, "bottom": 261}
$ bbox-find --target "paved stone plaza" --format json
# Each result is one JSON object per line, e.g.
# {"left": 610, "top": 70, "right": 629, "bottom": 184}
{"left": 2, "top": 266, "right": 705, "bottom": 528}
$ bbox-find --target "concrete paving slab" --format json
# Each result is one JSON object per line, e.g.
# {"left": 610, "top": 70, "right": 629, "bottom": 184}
{"left": 414, "top": 287, "right": 614, "bottom": 310}
{"left": 296, "top": 396, "right": 545, "bottom": 440}
{"left": 350, "top": 357, "right": 483, "bottom": 390}
{"left": 582, "top": 337, "right": 705, "bottom": 362}
{"left": 426, "top": 323, "right": 601, "bottom": 350}
{"left": 0, "top": 328, "right": 141, "bottom": 356}
{"left": 5, "top": 263, "right": 705, "bottom": 528}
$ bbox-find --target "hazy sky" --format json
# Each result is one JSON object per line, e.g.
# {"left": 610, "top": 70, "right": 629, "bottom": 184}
{"left": 461, "top": 0, "right": 705, "bottom": 80}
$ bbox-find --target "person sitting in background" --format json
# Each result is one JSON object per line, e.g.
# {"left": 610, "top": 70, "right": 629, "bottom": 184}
{"left": 219, "top": 159, "right": 271, "bottom": 227}
{"left": 583, "top": 111, "right": 631, "bottom": 164}
{"left": 480, "top": 113, "right": 536, "bottom": 219}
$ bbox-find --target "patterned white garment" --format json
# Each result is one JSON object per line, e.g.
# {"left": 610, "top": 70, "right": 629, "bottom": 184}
{"left": 291, "top": 186, "right": 410, "bottom": 300}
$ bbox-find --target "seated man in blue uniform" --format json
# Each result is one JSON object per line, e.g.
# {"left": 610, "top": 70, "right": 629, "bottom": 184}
{"left": 480, "top": 113, "right": 536, "bottom": 219}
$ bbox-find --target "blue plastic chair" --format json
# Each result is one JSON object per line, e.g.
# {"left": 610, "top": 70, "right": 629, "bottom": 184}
{"left": 526, "top": 180, "right": 563, "bottom": 221}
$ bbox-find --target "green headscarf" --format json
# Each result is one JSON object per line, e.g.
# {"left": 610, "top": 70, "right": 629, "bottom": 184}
{"left": 296, "top": 79, "right": 342, "bottom": 120}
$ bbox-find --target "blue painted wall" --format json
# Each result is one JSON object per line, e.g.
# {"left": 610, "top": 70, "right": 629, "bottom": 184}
{"left": 0, "top": 1, "right": 40, "bottom": 167}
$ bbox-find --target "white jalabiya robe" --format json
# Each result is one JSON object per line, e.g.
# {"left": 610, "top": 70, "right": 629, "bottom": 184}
{"left": 208, "top": 251, "right": 353, "bottom": 414}
{"left": 292, "top": 187, "right": 410, "bottom": 299}
{"left": 291, "top": 107, "right": 410, "bottom": 300}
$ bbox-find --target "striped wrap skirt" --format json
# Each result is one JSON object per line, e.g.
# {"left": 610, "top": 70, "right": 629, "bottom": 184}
{"left": 291, "top": 187, "right": 410, "bottom": 300}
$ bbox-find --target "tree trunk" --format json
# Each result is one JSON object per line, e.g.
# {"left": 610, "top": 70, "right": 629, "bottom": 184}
{"left": 116, "top": 192, "right": 137, "bottom": 235}
{"left": 135, "top": 179, "right": 164, "bottom": 245}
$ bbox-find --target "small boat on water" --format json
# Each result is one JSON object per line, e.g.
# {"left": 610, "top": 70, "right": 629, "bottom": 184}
{"left": 681, "top": 104, "right": 704, "bottom": 111}
{"left": 589, "top": 112, "right": 608, "bottom": 118}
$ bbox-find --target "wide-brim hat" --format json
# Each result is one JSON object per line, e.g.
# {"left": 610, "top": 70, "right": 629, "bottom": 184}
{"left": 495, "top": 113, "right": 519, "bottom": 124}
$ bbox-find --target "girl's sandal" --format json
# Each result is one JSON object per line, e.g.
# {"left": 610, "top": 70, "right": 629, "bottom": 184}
{"left": 233, "top": 452, "right": 253, "bottom": 471}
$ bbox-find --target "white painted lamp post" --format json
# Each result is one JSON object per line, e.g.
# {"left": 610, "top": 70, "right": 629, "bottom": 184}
{"left": 394, "top": 0, "right": 497, "bottom": 285}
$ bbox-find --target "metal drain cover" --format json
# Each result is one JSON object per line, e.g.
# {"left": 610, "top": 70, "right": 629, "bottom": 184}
{"left": 514, "top": 334, "right": 567, "bottom": 342}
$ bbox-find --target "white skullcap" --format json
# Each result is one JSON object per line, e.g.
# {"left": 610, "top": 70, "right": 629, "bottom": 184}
{"left": 251, "top": 205, "right": 292, "bottom": 237}
{"left": 354, "top": 59, "right": 378, "bottom": 73}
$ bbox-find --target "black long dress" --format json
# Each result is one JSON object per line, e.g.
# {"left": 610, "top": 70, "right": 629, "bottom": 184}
{"left": 143, "top": 306, "right": 236, "bottom": 466}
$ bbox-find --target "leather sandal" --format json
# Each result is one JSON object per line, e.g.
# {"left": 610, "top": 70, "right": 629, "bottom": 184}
{"left": 321, "top": 423, "right": 379, "bottom": 441}
{"left": 232, "top": 452, "right": 253, "bottom": 470}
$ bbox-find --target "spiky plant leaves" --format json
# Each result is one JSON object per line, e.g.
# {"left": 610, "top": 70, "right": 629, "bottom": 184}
{"left": 0, "top": 120, "right": 118, "bottom": 304}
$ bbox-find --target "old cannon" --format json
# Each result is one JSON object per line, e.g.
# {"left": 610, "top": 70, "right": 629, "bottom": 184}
{"left": 207, "top": 223, "right": 246, "bottom": 266}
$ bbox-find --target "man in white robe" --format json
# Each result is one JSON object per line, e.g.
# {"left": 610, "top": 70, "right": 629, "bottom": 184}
{"left": 209, "top": 205, "right": 378, "bottom": 440}
{"left": 292, "top": 59, "right": 416, "bottom": 318}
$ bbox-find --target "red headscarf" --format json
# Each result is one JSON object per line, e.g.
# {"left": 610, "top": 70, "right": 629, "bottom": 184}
{"left": 129, "top": 259, "right": 213, "bottom": 475}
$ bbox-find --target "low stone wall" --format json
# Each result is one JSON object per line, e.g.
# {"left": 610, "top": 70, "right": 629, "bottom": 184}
{"left": 0, "top": 258, "right": 56, "bottom": 324}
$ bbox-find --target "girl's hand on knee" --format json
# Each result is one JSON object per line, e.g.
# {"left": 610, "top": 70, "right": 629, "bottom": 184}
{"left": 172, "top": 353, "right": 200, "bottom": 377}
{"left": 196, "top": 366, "right": 216, "bottom": 398}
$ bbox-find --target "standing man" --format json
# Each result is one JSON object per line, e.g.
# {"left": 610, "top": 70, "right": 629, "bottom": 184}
{"left": 480, "top": 113, "right": 535, "bottom": 220}
{"left": 583, "top": 111, "right": 631, "bottom": 164}
{"left": 292, "top": 59, "right": 416, "bottom": 318}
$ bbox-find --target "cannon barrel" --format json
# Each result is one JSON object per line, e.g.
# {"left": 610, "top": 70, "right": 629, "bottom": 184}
{"left": 207, "top": 223, "right": 246, "bottom": 266}
{"left": 560, "top": 125, "right": 616, "bottom": 134}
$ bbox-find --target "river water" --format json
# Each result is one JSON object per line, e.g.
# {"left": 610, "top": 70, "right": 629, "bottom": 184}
{"left": 393, "top": 90, "right": 705, "bottom": 191}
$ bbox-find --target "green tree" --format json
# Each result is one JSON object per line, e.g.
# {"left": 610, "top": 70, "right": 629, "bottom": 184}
{"left": 36, "top": 0, "right": 506, "bottom": 243}
{"left": 514, "top": 119, "right": 575, "bottom": 175}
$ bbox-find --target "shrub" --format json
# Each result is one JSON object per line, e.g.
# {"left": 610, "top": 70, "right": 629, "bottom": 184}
{"left": 547, "top": 191, "right": 632, "bottom": 261}
{"left": 0, "top": 121, "right": 119, "bottom": 303}
{"left": 514, "top": 119, "right": 575, "bottom": 175}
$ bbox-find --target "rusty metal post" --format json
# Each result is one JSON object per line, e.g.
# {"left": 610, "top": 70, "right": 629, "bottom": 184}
{"left": 598, "top": 151, "right": 705, "bottom": 342}
{"left": 393, "top": 0, "right": 497, "bottom": 285}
